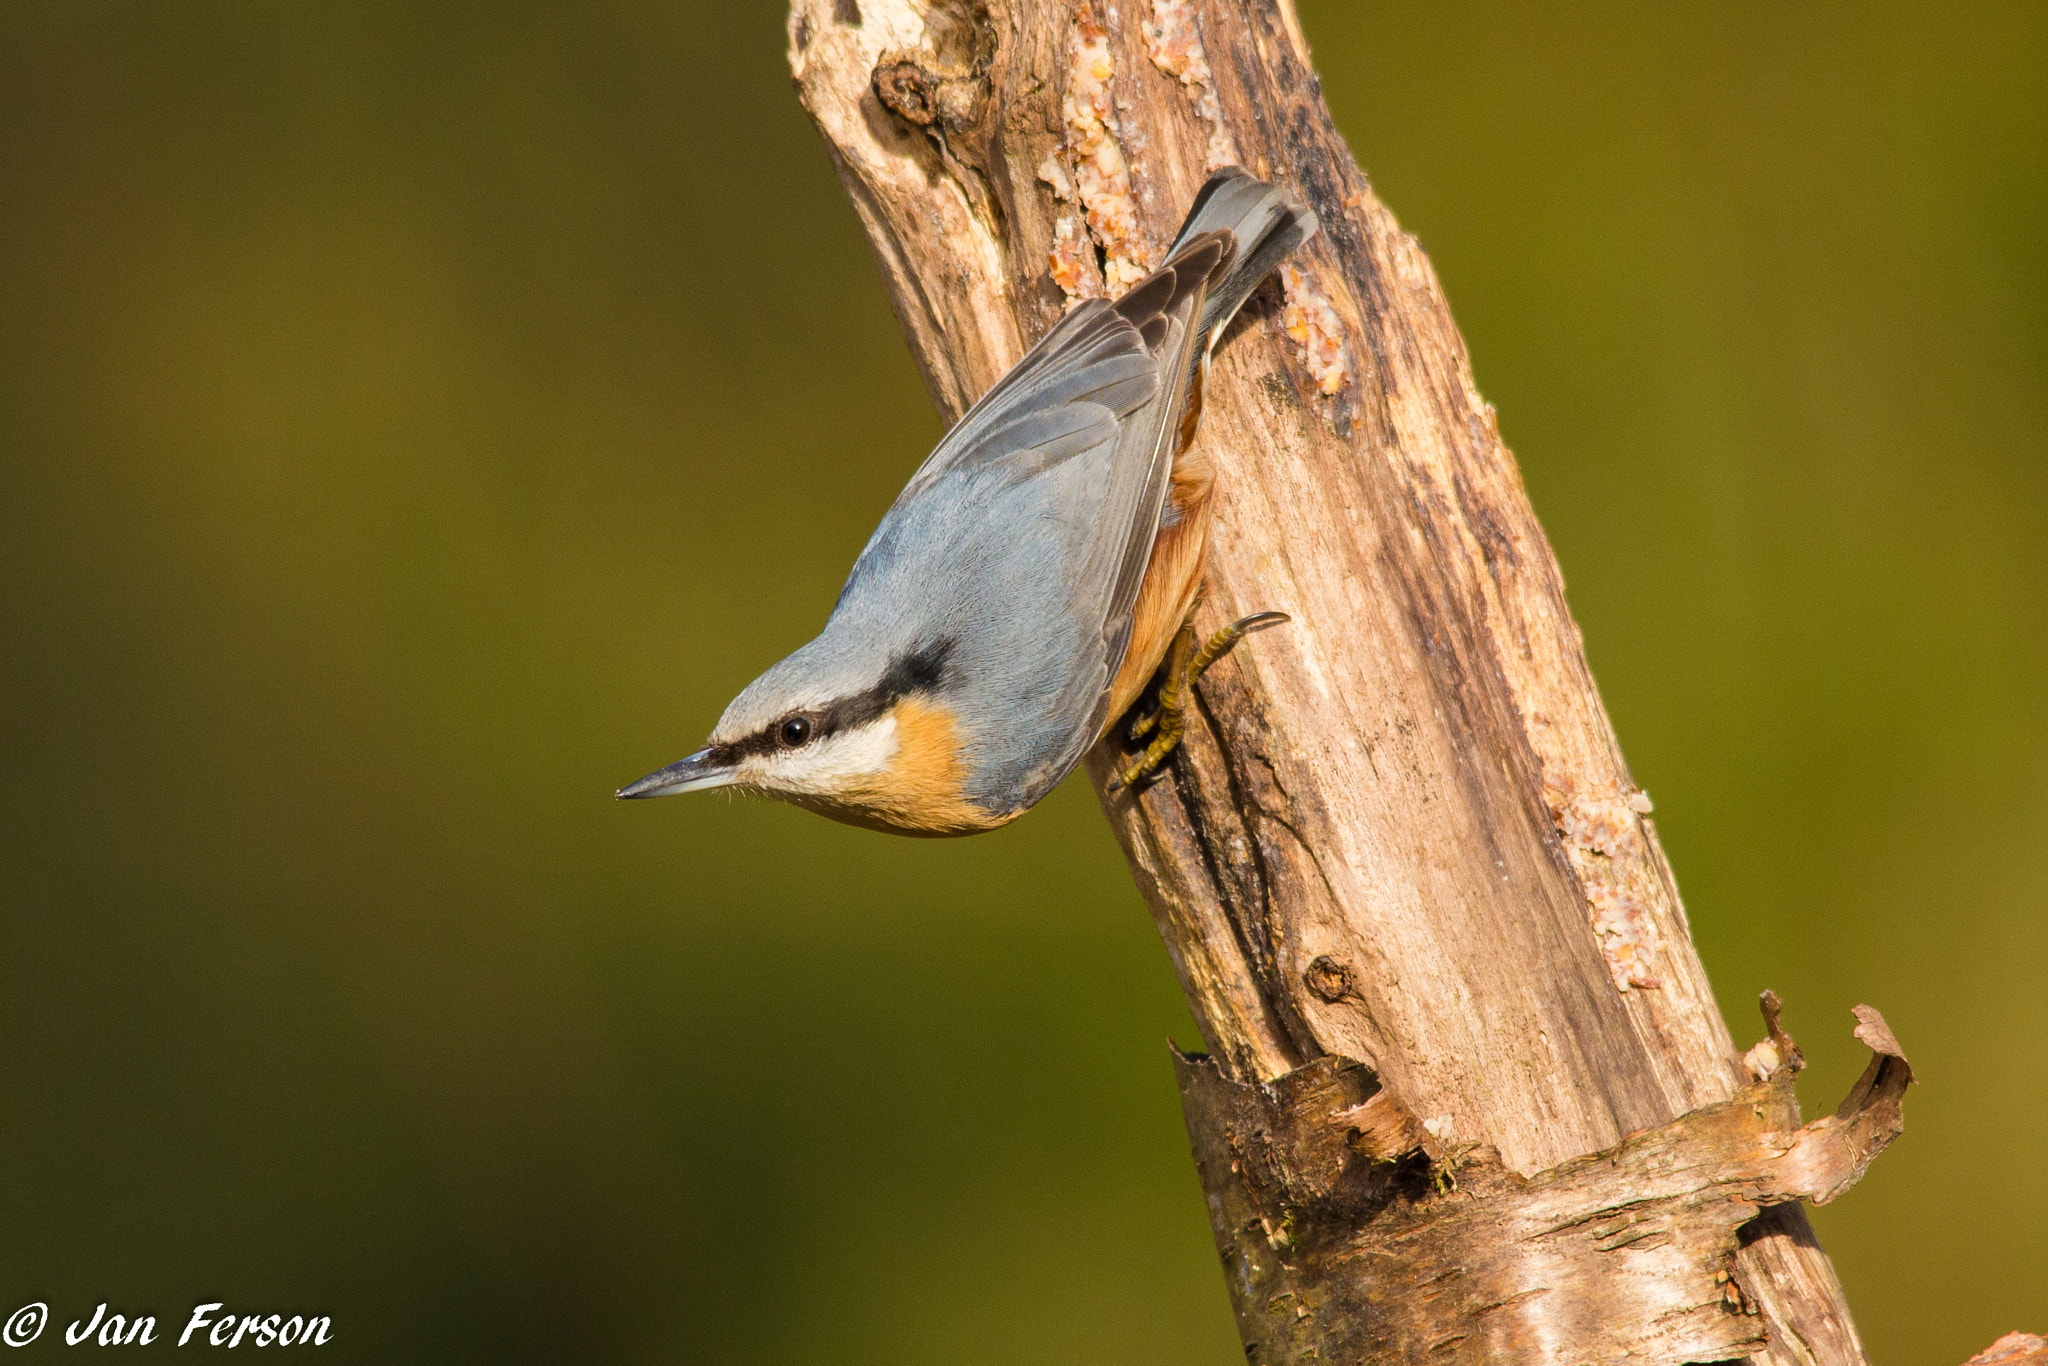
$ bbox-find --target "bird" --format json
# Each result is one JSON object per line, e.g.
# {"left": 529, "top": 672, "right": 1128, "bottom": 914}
{"left": 618, "top": 168, "right": 1317, "bottom": 835}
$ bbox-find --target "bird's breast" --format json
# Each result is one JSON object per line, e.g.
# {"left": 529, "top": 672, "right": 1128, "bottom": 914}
{"left": 794, "top": 695, "right": 1015, "bottom": 837}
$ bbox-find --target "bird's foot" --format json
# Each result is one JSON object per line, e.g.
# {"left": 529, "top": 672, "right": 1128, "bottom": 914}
{"left": 1110, "top": 610, "right": 1290, "bottom": 793}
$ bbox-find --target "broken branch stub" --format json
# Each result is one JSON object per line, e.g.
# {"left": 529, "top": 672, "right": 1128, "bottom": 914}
{"left": 1179, "top": 1003, "right": 1913, "bottom": 1365}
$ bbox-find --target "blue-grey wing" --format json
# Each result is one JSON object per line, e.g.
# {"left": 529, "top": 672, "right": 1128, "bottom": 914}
{"left": 896, "top": 300, "right": 1161, "bottom": 501}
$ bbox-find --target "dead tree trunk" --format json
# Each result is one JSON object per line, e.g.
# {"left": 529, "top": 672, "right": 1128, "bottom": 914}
{"left": 785, "top": 2, "right": 1929, "bottom": 1361}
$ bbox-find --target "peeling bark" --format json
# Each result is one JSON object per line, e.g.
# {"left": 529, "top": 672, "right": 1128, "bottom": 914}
{"left": 1173, "top": 998, "right": 1910, "bottom": 1364}
{"left": 780, "top": 3, "right": 2016, "bottom": 1362}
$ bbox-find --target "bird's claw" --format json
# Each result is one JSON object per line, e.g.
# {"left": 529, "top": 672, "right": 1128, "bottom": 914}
{"left": 1127, "top": 707, "right": 1162, "bottom": 744}
{"left": 1109, "top": 610, "right": 1291, "bottom": 795}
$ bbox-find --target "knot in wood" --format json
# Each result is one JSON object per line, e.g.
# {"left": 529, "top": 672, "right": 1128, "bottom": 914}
{"left": 872, "top": 51, "right": 986, "bottom": 134}
{"left": 1303, "top": 954, "right": 1358, "bottom": 1003}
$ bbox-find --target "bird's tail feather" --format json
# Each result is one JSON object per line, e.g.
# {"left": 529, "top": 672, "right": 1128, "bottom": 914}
{"left": 1165, "top": 168, "right": 1319, "bottom": 344}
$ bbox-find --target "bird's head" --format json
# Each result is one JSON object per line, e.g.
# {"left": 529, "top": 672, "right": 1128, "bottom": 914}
{"left": 616, "top": 637, "right": 1006, "bottom": 836}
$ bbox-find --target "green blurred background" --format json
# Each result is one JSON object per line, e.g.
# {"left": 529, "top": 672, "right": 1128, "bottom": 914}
{"left": 1, "top": 2, "right": 2041, "bottom": 1360}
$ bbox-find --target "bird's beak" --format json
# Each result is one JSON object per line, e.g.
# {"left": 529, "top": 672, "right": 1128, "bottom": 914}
{"left": 616, "top": 747, "right": 739, "bottom": 799}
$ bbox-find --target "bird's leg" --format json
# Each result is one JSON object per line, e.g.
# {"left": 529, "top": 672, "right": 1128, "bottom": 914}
{"left": 1111, "top": 608, "right": 1291, "bottom": 793}
{"left": 1125, "top": 611, "right": 1199, "bottom": 747}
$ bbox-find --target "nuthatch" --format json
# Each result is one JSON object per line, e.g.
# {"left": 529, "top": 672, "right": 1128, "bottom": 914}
{"left": 620, "top": 169, "right": 1316, "bottom": 835}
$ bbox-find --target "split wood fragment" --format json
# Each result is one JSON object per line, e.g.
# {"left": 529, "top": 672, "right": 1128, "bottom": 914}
{"left": 1964, "top": 1334, "right": 2048, "bottom": 1366}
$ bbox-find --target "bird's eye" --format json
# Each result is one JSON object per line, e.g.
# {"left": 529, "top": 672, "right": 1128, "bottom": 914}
{"left": 777, "top": 716, "right": 813, "bottom": 748}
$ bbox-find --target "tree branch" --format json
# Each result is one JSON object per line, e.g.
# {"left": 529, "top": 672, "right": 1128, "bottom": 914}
{"left": 781, "top": 2, "right": 2001, "bottom": 1361}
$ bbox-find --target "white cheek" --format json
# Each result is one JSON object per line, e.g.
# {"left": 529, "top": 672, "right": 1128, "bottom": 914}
{"left": 748, "top": 717, "right": 900, "bottom": 796}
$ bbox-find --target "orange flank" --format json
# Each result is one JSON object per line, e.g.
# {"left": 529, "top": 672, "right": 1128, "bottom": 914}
{"left": 1101, "top": 443, "right": 1215, "bottom": 733}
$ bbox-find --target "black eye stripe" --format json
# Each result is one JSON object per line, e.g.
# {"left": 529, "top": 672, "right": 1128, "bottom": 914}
{"left": 711, "top": 638, "right": 956, "bottom": 764}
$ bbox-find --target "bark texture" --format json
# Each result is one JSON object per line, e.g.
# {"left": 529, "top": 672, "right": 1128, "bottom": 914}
{"left": 787, "top": 2, "right": 1904, "bottom": 1360}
